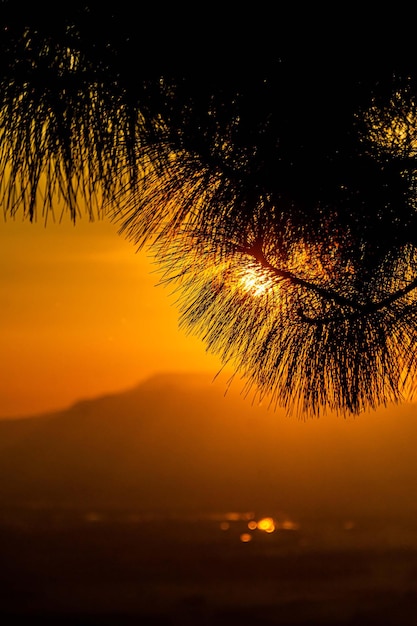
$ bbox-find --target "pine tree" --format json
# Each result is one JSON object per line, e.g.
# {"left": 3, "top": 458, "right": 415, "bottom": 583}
{"left": 2, "top": 3, "right": 417, "bottom": 415}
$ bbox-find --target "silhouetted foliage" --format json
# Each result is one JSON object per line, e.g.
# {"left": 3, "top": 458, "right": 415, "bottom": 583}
{"left": 2, "top": 3, "right": 417, "bottom": 415}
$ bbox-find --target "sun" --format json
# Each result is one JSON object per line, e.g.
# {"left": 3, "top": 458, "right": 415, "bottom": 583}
{"left": 237, "top": 264, "right": 275, "bottom": 297}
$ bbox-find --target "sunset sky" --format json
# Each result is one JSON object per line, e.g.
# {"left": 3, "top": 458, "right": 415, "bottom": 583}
{"left": 0, "top": 214, "right": 225, "bottom": 418}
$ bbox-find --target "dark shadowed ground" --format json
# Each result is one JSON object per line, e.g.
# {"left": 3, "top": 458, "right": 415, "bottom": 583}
{"left": 1, "top": 506, "right": 417, "bottom": 625}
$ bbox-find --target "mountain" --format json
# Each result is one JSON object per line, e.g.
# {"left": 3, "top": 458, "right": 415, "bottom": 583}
{"left": 0, "top": 371, "right": 417, "bottom": 521}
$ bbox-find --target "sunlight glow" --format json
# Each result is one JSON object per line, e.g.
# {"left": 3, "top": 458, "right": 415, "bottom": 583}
{"left": 364, "top": 91, "right": 417, "bottom": 158}
{"left": 237, "top": 265, "right": 275, "bottom": 297}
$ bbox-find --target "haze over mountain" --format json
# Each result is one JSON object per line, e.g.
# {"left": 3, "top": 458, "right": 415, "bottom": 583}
{"left": 0, "top": 371, "right": 417, "bottom": 521}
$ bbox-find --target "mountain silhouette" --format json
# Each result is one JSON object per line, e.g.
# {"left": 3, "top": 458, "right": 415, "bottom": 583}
{"left": 0, "top": 371, "right": 417, "bottom": 521}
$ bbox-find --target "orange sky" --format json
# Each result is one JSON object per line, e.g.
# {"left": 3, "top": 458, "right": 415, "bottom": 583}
{"left": 0, "top": 215, "right": 225, "bottom": 417}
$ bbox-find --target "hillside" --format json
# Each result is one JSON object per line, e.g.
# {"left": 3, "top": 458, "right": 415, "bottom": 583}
{"left": 0, "top": 371, "right": 417, "bottom": 521}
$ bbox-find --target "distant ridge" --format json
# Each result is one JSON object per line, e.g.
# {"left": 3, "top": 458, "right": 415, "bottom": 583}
{"left": 0, "top": 370, "right": 224, "bottom": 421}
{"left": 0, "top": 371, "right": 416, "bottom": 521}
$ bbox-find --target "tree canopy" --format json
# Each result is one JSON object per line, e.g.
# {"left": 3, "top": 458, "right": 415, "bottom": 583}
{"left": 2, "top": 3, "right": 417, "bottom": 416}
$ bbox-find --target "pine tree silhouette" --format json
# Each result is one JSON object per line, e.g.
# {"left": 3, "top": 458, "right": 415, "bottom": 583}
{"left": 2, "top": 3, "right": 417, "bottom": 415}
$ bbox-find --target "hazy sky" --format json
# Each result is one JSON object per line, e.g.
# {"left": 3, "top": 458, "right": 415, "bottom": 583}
{"left": 0, "top": 215, "right": 224, "bottom": 417}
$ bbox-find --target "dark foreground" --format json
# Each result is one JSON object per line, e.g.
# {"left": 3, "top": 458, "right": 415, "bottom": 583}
{"left": 1, "top": 507, "right": 417, "bottom": 625}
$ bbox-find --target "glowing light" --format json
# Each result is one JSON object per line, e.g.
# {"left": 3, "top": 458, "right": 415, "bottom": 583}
{"left": 219, "top": 522, "right": 230, "bottom": 531}
{"left": 248, "top": 520, "right": 257, "bottom": 530}
{"left": 238, "top": 266, "right": 274, "bottom": 297}
{"left": 257, "top": 517, "right": 276, "bottom": 533}
{"left": 364, "top": 92, "right": 417, "bottom": 158}
{"left": 224, "top": 511, "right": 254, "bottom": 521}
{"left": 240, "top": 533, "right": 252, "bottom": 543}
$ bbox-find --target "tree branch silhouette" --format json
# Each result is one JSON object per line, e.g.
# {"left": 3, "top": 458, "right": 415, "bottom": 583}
{"left": 240, "top": 240, "right": 417, "bottom": 321}
{"left": 2, "top": 3, "right": 417, "bottom": 416}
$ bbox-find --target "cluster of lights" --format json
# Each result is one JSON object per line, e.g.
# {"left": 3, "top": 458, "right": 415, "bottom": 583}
{"left": 219, "top": 513, "right": 299, "bottom": 543}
